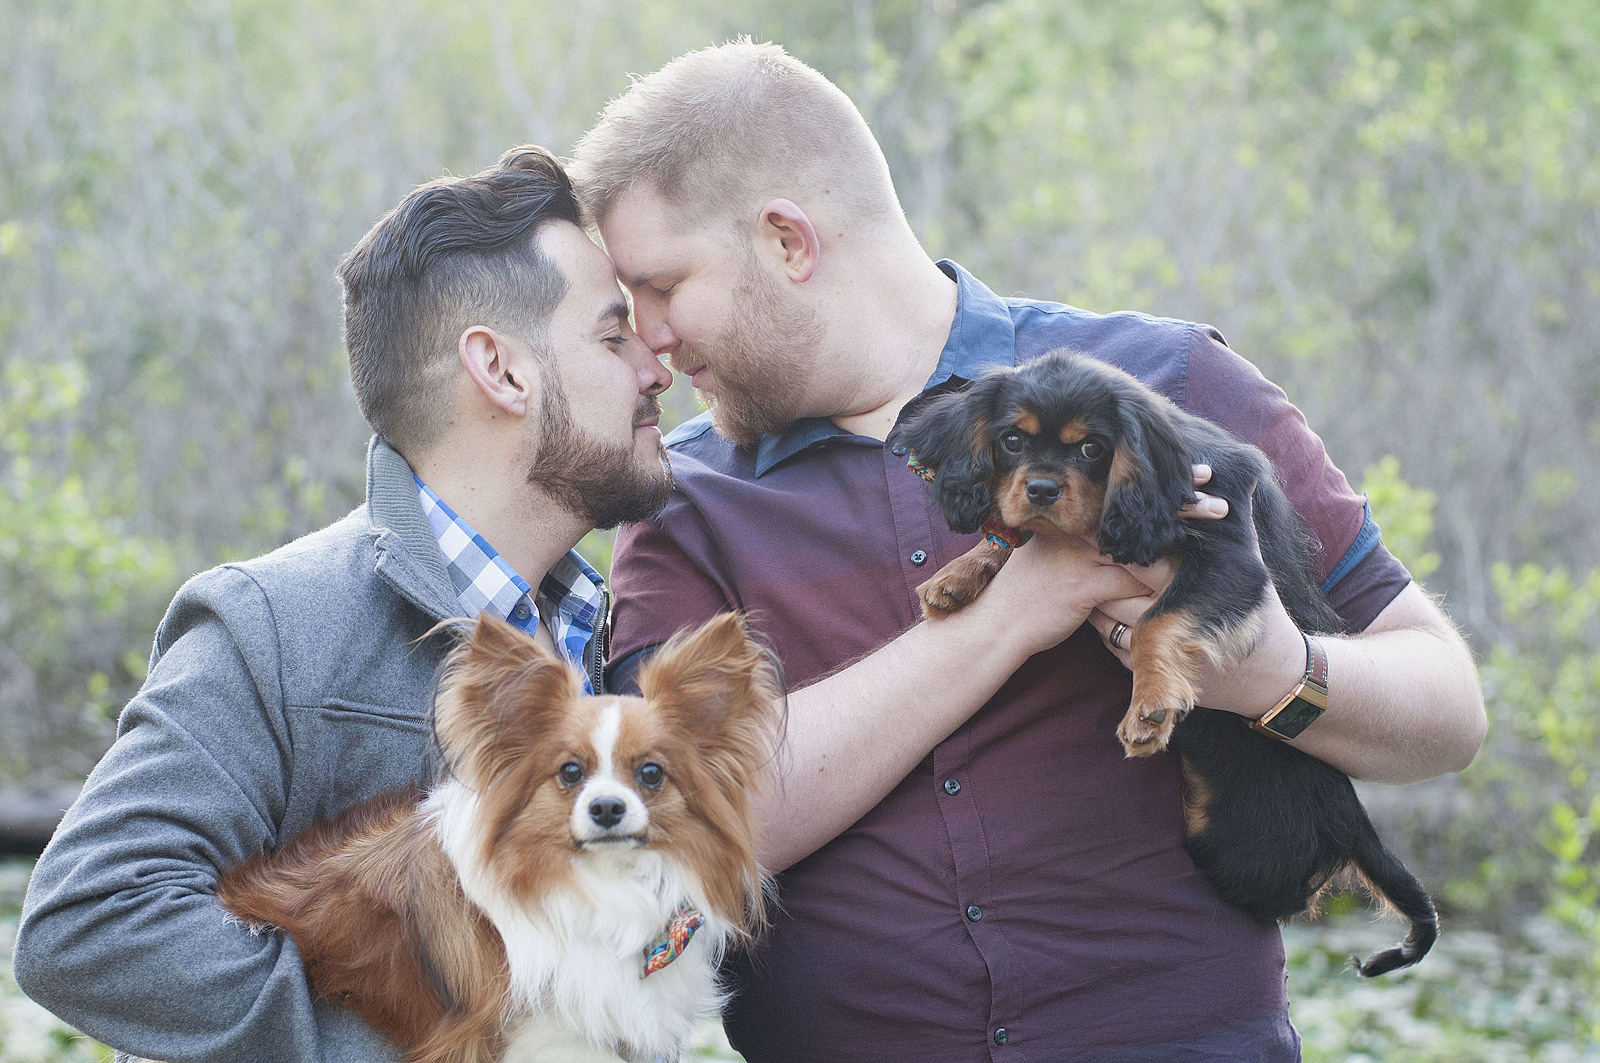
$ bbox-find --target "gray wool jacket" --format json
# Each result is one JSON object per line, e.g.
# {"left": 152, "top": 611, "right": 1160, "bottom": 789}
{"left": 15, "top": 437, "right": 598, "bottom": 1062}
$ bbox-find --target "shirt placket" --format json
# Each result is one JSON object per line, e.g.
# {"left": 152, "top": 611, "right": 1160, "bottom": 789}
{"left": 883, "top": 441, "right": 1029, "bottom": 1061}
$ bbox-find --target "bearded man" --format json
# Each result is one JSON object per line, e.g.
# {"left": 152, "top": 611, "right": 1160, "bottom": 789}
{"left": 572, "top": 42, "right": 1486, "bottom": 1062}
{"left": 15, "top": 146, "right": 674, "bottom": 1062}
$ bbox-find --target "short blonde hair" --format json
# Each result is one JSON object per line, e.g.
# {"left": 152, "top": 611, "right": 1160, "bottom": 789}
{"left": 570, "top": 40, "right": 901, "bottom": 234}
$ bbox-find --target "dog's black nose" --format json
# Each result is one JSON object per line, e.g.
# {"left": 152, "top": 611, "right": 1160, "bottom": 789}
{"left": 589, "top": 797, "right": 627, "bottom": 829}
{"left": 1026, "top": 478, "right": 1062, "bottom": 505}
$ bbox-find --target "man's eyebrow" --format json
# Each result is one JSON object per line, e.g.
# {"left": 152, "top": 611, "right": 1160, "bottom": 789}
{"left": 598, "top": 300, "right": 630, "bottom": 327}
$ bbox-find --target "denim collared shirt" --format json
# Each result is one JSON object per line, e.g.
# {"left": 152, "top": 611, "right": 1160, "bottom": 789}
{"left": 608, "top": 262, "right": 1409, "bottom": 1062}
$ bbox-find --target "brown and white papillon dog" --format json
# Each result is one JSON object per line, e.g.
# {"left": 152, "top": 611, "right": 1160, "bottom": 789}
{"left": 217, "top": 611, "right": 783, "bottom": 1063}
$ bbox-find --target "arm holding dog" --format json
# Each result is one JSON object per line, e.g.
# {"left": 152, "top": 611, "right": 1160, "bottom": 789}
{"left": 1092, "top": 577, "right": 1482, "bottom": 783}
{"left": 758, "top": 531, "right": 1157, "bottom": 870}
{"left": 1087, "top": 336, "right": 1485, "bottom": 783}
{"left": 610, "top": 517, "right": 1151, "bottom": 871}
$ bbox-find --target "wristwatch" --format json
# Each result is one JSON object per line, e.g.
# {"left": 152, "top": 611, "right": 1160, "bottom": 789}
{"left": 1250, "top": 633, "right": 1329, "bottom": 740}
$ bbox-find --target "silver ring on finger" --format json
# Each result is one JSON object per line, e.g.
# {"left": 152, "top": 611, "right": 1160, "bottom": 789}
{"left": 1110, "top": 622, "right": 1130, "bottom": 651}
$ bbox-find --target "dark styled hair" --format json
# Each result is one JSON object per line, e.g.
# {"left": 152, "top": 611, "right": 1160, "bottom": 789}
{"left": 335, "top": 145, "right": 582, "bottom": 454}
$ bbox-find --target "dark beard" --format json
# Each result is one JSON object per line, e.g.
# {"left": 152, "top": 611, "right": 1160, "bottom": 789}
{"left": 528, "top": 391, "right": 672, "bottom": 530}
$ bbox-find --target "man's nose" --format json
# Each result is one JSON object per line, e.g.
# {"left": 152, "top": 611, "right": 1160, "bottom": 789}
{"left": 633, "top": 306, "right": 677, "bottom": 357}
{"left": 640, "top": 353, "right": 671, "bottom": 396}
{"left": 626, "top": 336, "right": 672, "bottom": 397}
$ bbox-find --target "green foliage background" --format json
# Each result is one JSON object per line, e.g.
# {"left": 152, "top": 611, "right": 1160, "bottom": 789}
{"left": 2, "top": 0, "right": 1597, "bottom": 1057}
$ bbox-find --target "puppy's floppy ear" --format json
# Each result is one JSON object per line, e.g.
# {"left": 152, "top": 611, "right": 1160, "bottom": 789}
{"left": 432, "top": 612, "right": 579, "bottom": 789}
{"left": 1097, "top": 381, "right": 1193, "bottom": 566}
{"left": 890, "top": 375, "right": 1010, "bottom": 534}
{"left": 640, "top": 612, "right": 784, "bottom": 754}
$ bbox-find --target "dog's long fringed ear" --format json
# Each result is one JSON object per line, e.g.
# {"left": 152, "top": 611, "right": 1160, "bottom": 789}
{"left": 639, "top": 612, "right": 784, "bottom": 763}
{"left": 1098, "top": 383, "right": 1194, "bottom": 566}
{"left": 432, "top": 612, "right": 580, "bottom": 789}
{"left": 890, "top": 377, "right": 1007, "bottom": 534}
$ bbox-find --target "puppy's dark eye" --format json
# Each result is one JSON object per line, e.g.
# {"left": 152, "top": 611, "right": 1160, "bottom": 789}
{"left": 1080, "top": 440, "right": 1105, "bottom": 461}
{"left": 558, "top": 762, "right": 585, "bottom": 787}
{"left": 999, "top": 429, "right": 1027, "bottom": 454}
{"left": 637, "top": 762, "right": 665, "bottom": 790}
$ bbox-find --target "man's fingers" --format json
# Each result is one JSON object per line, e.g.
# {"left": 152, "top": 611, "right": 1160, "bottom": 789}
{"left": 1089, "top": 607, "right": 1136, "bottom": 666}
{"left": 1184, "top": 465, "right": 1228, "bottom": 519}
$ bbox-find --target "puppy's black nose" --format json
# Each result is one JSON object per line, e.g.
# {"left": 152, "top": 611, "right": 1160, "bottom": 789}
{"left": 1026, "top": 478, "right": 1062, "bottom": 505}
{"left": 589, "top": 797, "right": 626, "bottom": 829}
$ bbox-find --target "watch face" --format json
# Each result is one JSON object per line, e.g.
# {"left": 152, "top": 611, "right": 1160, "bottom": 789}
{"left": 1266, "top": 696, "right": 1325, "bottom": 739}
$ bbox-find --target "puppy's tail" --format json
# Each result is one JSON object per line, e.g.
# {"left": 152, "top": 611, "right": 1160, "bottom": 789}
{"left": 1347, "top": 823, "right": 1438, "bottom": 977}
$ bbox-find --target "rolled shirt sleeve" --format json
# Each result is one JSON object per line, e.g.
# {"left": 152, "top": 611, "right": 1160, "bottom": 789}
{"left": 1183, "top": 329, "right": 1412, "bottom": 633}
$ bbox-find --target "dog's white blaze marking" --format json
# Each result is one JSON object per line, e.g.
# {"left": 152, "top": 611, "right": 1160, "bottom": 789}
{"left": 590, "top": 701, "right": 623, "bottom": 782}
{"left": 571, "top": 701, "right": 649, "bottom": 844}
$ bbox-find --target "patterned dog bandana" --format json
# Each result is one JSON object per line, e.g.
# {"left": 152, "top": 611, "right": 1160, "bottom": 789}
{"left": 642, "top": 905, "right": 706, "bottom": 979}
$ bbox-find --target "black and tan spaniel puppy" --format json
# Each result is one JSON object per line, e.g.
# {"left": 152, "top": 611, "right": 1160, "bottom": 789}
{"left": 889, "top": 349, "right": 1436, "bottom": 976}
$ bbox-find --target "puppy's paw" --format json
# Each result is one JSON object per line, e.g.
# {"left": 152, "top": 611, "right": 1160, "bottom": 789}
{"left": 917, "top": 552, "right": 1002, "bottom": 618}
{"left": 1118, "top": 614, "right": 1202, "bottom": 755}
{"left": 1117, "top": 701, "right": 1180, "bottom": 756}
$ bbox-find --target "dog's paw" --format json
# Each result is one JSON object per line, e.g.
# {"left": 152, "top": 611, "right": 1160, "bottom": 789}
{"left": 918, "top": 576, "right": 975, "bottom": 616}
{"left": 917, "top": 552, "right": 1002, "bottom": 618}
{"left": 1116, "top": 699, "right": 1182, "bottom": 756}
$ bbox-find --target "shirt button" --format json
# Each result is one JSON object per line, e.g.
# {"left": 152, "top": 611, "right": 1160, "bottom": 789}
{"left": 512, "top": 604, "right": 531, "bottom": 621}
{"left": 943, "top": 778, "right": 962, "bottom": 795}
{"left": 910, "top": 549, "right": 928, "bottom": 566}
{"left": 965, "top": 904, "right": 982, "bottom": 922}
{"left": 994, "top": 1028, "right": 1010, "bottom": 1046}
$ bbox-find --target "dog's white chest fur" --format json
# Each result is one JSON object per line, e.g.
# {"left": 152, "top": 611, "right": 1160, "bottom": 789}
{"left": 428, "top": 781, "right": 726, "bottom": 1063}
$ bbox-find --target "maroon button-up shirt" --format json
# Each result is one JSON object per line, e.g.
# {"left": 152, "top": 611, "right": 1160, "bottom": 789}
{"left": 608, "top": 263, "right": 1411, "bottom": 1062}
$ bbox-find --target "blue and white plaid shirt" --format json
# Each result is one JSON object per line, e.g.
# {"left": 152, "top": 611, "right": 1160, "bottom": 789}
{"left": 416, "top": 474, "right": 606, "bottom": 694}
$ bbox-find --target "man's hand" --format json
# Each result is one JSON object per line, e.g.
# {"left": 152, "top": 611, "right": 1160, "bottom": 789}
{"left": 1086, "top": 464, "right": 1234, "bottom": 666}
{"left": 1080, "top": 466, "right": 1484, "bottom": 783}
{"left": 983, "top": 532, "right": 1150, "bottom": 657}
{"left": 1179, "top": 464, "right": 1230, "bottom": 520}
{"left": 1085, "top": 463, "right": 1305, "bottom": 709}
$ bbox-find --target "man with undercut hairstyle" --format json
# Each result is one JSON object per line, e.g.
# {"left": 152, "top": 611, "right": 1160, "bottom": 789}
{"left": 15, "top": 145, "right": 675, "bottom": 1063}
{"left": 571, "top": 41, "right": 1486, "bottom": 1062}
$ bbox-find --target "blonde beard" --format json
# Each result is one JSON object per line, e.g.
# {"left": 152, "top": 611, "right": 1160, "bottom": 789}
{"left": 693, "top": 255, "right": 826, "bottom": 448}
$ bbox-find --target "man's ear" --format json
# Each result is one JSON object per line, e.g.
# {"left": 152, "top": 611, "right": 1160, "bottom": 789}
{"left": 459, "top": 325, "right": 532, "bottom": 417}
{"left": 756, "top": 198, "right": 818, "bottom": 283}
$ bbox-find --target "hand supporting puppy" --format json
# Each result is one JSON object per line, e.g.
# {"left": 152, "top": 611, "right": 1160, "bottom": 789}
{"left": 987, "top": 464, "right": 1229, "bottom": 661}
{"left": 1087, "top": 463, "right": 1307, "bottom": 721}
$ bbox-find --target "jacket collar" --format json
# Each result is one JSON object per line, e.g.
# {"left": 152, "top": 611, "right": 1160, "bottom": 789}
{"left": 364, "top": 435, "right": 461, "bottom": 623}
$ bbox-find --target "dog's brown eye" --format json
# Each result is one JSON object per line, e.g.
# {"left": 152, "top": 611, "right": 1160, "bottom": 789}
{"left": 1080, "top": 440, "right": 1104, "bottom": 461}
{"left": 637, "top": 762, "right": 665, "bottom": 789}
{"left": 558, "top": 762, "right": 585, "bottom": 786}
{"left": 999, "top": 430, "right": 1027, "bottom": 454}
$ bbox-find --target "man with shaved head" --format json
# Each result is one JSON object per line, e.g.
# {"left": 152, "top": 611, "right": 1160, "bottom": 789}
{"left": 573, "top": 40, "right": 1484, "bottom": 1062}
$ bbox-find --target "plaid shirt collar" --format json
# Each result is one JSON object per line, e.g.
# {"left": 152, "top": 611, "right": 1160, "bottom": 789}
{"left": 415, "top": 474, "right": 605, "bottom": 693}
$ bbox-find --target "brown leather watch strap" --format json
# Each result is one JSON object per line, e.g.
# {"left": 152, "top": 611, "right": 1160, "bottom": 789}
{"left": 1305, "top": 634, "right": 1329, "bottom": 689}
